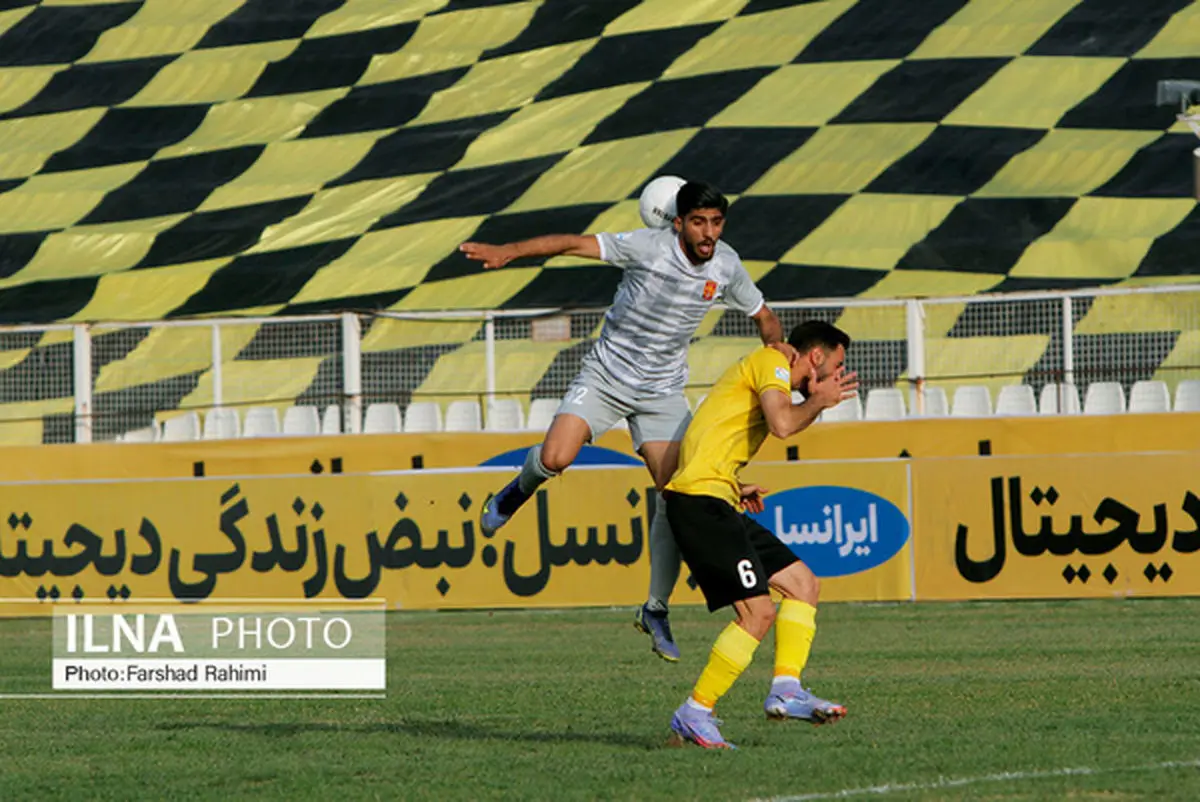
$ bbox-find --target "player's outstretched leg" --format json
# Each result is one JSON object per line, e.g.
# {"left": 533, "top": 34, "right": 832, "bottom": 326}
{"left": 668, "top": 597, "right": 772, "bottom": 749}
{"left": 762, "top": 561, "right": 845, "bottom": 724}
{"left": 480, "top": 414, "right": 588, "bottom": 536}
{"left": 634, "top": 495, "right": 681, "bottom": 661}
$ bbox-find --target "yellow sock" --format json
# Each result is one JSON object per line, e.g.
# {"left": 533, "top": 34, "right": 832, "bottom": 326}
{"left": 774, "top": 599, "right": 817, "bottom": 681}
{"left": 691, "top": 623, "right": 760, "bottom": 709}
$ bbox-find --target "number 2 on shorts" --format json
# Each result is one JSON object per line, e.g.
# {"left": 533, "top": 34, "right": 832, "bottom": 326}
{"left": 567, "top": 386, "right": 589, "bottom": 405}
{"left": 736, "top": 559, "right": 757, "bottom": 589}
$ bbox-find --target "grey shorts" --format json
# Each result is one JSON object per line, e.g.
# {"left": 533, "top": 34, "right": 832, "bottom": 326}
{"left": 557, "top": 363, "right": 691, "bottom": 451}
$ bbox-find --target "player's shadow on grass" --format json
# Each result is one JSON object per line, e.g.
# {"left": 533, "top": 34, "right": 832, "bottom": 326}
{"left": 156, "top": 719, "right": 660, "bottom": 749}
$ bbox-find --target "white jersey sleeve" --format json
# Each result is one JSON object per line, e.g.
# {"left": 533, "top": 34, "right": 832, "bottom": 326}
{"left": 595, "top": 229, "right": 658, "bottom": 269}
{"left": 722, "top": 261, "right": 765, "bottom": 317}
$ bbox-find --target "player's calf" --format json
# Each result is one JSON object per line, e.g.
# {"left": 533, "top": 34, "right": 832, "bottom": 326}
{"left": 732, "top": 595, "right": 775, "bottom": 641}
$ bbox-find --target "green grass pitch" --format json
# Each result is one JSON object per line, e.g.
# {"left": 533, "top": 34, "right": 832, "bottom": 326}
{"left": 1, "top": 599, "right": 1198, "bottom": 800}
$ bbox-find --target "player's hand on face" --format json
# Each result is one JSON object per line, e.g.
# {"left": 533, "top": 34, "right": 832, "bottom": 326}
{"left": 459, "top": 242, "right": 514, "bottom": 270}
{"left": 809, "top": 365, "right": 859, "bottom": 410}
{"left": 739, "top": 483, "right": 768, "bottom": 514}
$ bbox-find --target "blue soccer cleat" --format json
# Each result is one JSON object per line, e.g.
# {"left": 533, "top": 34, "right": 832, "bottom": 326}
{"left": 480, "top": 478, "right": 521, "bottom": 537}
{"left": 668, "top": 703, "right": 735, "bottom": 750}
{"left": 764, "top": 686, "right": 847, "bottom": 724}
{"left": 634, "top": 603, "right": 681, "bottom": 662}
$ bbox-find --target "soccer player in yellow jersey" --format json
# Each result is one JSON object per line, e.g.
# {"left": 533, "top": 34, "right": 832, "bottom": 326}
{"left": 664, "top": 320, "right": 858, "bottom": 750}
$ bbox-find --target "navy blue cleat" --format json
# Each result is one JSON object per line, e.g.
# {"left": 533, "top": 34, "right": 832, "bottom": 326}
{"left": 480, "top": 478, "right": 522, "bottom": 537}
{"left": 635, "top": 603, "right": 681, "bottom": 662}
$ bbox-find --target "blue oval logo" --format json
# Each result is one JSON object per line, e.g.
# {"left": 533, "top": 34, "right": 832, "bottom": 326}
{"left": 748, "top": 485, "right": 910, "bottom": 578}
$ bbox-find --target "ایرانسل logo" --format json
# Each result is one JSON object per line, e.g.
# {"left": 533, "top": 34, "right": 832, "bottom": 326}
{"left": 750, "top": 486, "right": 910, "bottom": 577}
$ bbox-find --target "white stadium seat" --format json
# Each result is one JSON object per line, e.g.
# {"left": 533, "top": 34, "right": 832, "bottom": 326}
{"left": 1176, "top": 380, "right": 1200, "bottom": 412}
{"left": 909, "top": 386, "right": 949, "bottom": 417}
{"left": 282, "top": 405, "right": 321, "bottom": 435}
{"left": 926, "top": 387, "right": 949, "bottom": 416}
{"left": 1128, "top": 380, "right": 1170, "bottom": 413}
{"left": 1039, "top": 383, "right": 1081, "bottom": 415}
{"left": 321, "top": 405, "right": 342, "bottom": 434}
{"left": 951, "top": 385, "right": 992, "bottom": 417}
{"left": 526, "top": 398, "right": 558, "bottom": 431}
{"left": 161, "top": 411, "right": 200, "bottom": 442}
{"left": 243, "top": 406, "right": 281, "bottom": 437}
{"left": 822, "top": 395, "right": 862, "bottom": 422}
{"left": 864, "top": 388, "right": 906, "bottom": 420}
{"left": 445, "top": 400, "right": 482, "bottom": 432}
{"left": 118, "top": 424, "right": 158, "bottom": 443}
{"left": 363, "top": 403, "right": 402, "bottom": 434}
{"left": 203, "top": 408, "right": 240, "bottom": 440}
{"left": 403, "top": 401, "right": 442, "bottom": 433}
{"left": 1083, "top": 382, "right": 1126, "bottom": 415}
{"left": 485, "top": 398, "right": 525, "bottom": 431}
{"left": 995, "top": 384, "right": 1036, "bottom": 416}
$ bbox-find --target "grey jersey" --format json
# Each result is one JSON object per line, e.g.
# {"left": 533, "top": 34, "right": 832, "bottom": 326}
{"left": 588, "top": 227, "right": 764, "bottom": 395}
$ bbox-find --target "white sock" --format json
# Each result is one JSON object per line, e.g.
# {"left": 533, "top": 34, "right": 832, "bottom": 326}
{"left": 685, "top": 697, "right": 711, "bottom": 713}
{"left": 771, "top": 675, "right": 801, "bottom": 695}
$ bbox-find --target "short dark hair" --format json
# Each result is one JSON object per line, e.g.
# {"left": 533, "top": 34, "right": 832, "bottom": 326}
{"left": 787, "top": 320, "right": 851, "bottom": 353}
{"left": 675, "top": 181, "right": 728, "bottom": 218}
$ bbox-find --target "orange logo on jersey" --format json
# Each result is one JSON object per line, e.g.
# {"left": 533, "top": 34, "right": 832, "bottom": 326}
{"left": 702, "top": 280, "right": 717, "bottom": 301}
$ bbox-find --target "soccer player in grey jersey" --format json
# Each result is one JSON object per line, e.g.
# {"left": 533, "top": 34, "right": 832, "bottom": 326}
{"left": 460, "top": 182, "right": 788, "bottom": 661}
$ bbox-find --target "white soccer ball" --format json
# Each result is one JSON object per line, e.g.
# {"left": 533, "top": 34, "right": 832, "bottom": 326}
{"left": 638, "top": 175, "right": 686, "bottom": 229}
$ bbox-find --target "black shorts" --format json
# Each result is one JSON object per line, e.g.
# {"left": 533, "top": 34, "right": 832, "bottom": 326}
{"left": 664, "top": 490, "right": 799, "bottom": 612}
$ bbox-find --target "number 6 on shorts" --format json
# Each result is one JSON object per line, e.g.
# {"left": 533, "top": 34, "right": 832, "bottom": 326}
{"left": 736, "top": 559, "right": 757, "bottom": 589}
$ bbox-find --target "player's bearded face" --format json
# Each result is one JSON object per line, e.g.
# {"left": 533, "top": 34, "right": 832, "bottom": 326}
{"left": 675, "top": 209, "right": 725, "bottom": 263}
{"left": 797, "top": 345, "right": 846, "bottom": 394}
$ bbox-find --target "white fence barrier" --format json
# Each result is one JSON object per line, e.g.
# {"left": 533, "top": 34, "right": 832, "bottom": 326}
{"left": 0, "top": 283, "right": 1197, "bottom": 444}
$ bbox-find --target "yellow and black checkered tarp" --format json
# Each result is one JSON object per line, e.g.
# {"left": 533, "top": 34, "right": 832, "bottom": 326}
{"left": 0, "top": 0, "right": 1198, "bottom": 442}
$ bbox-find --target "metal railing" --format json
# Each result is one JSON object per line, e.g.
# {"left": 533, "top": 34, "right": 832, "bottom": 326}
{"left": 4, "top": 282, "right": 1199, "bottom": 444}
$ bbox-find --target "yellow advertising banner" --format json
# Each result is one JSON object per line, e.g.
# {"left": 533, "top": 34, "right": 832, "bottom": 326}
{"left": 0, "top": 430, "right": 637, "bottom": 482}
{"left": 0, "top": 460, "right": 912, "bottom": 617}
{"left": 914, "top": 452, "right": 1200, "bottom": 600}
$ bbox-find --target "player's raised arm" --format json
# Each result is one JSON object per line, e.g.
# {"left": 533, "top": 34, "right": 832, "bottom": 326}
{"left": 752, "top": 305, "right": 785, "bottom": 346}
{"left": 725, "top": 262, "right": 789, "bottom": 352}
{"left": 459, "top": 234, "right": 602, "bottom": 270}
{"left": 760, "top": 364, "right": 858, "bottom": 440}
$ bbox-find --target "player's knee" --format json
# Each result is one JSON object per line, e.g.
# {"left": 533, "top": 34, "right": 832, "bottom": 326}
{"left": 774, "top": 562, "right": 820, "bottom": 605}
{"left": 542, "top": 437, "right": 588, "bottom": 473}
{"left": 538, "top": 447, "right": 571, "bottom": 474}
{"left": 539, "top": 437, "right": 578, "bottom": 474}
{"left": 542, "top": 419, "right": 589, "bottom": 472}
